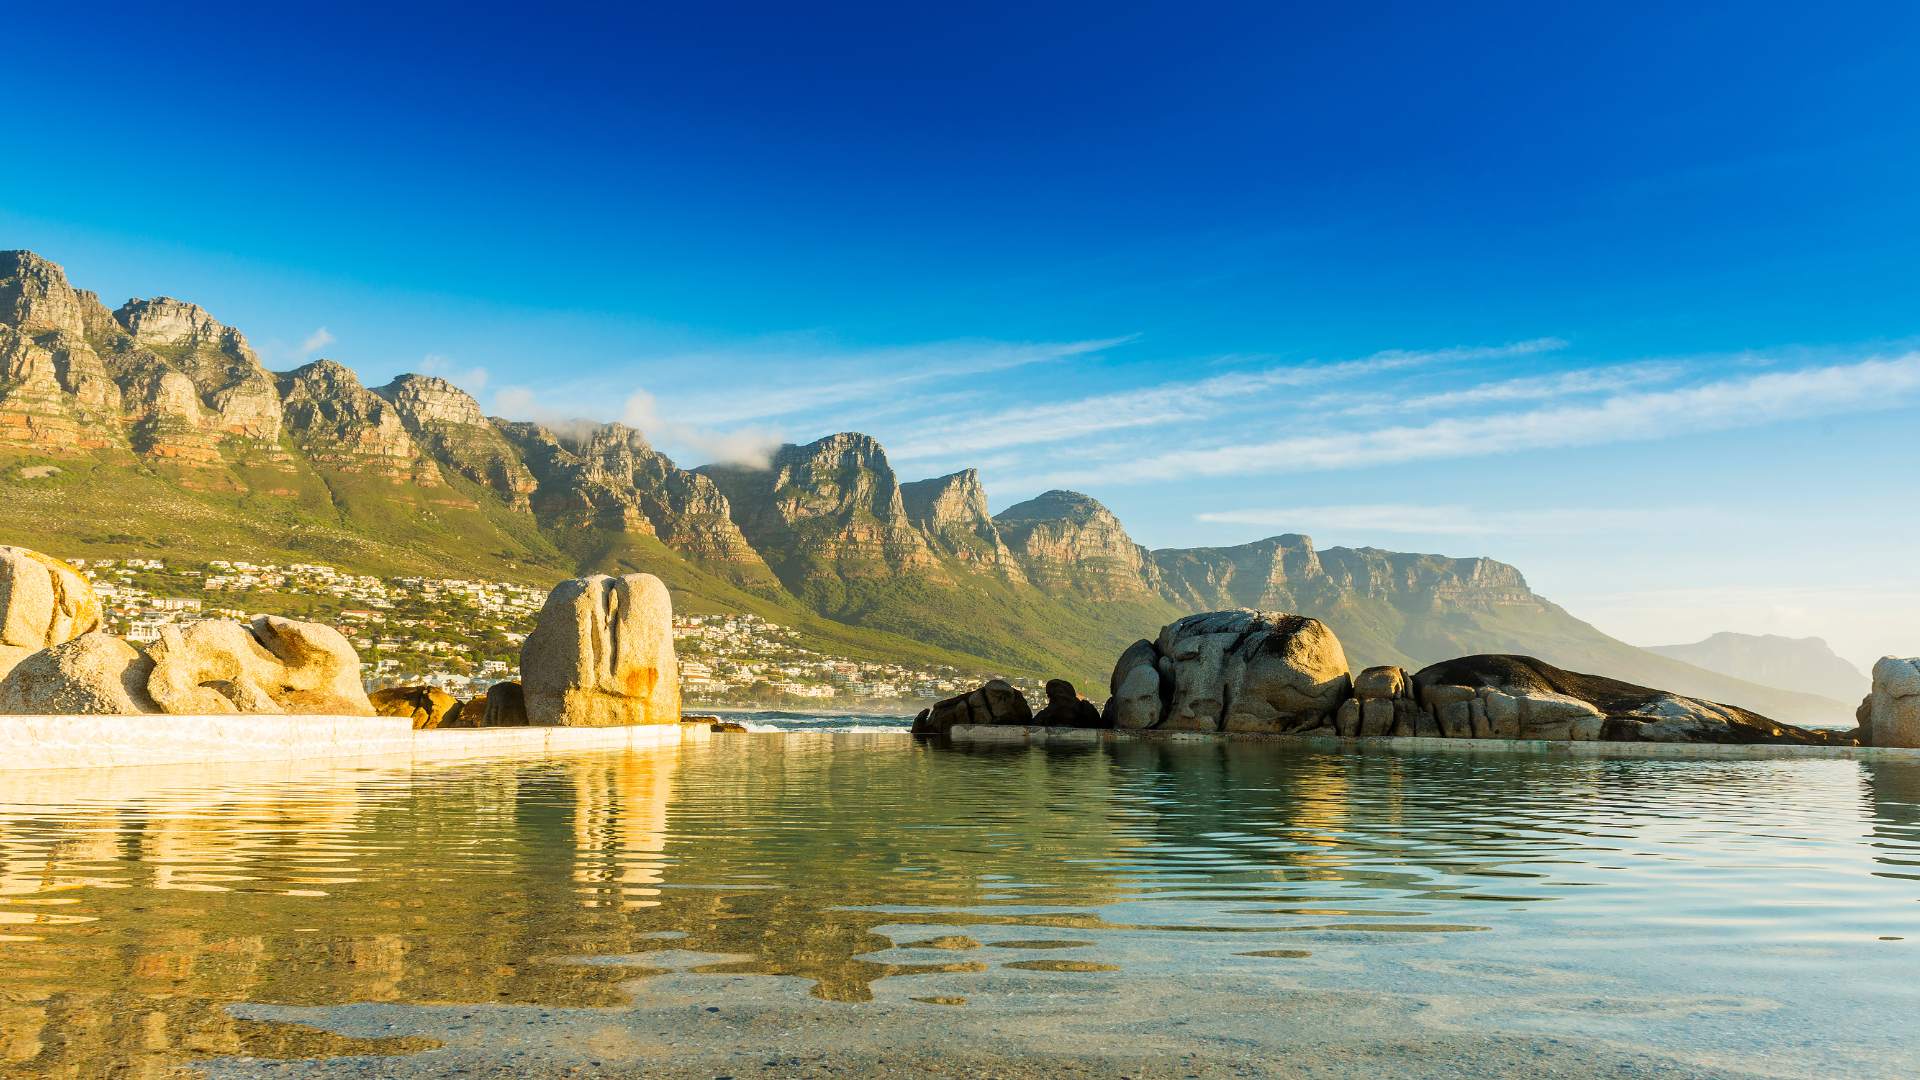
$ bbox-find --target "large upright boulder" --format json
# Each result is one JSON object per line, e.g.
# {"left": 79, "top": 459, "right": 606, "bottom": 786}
{"left": 1865, "top": 657, "right": 1920, "bottom": 748}
{"left": 145, "top": 615, "right": 375, "bottom": 715}
{"left": 0, "top": 632, "right": 158, "bottom": 714}
{"left": 0, "top": 546, "right": 102, "bottom": 681}
{"left": 1106, "top": 610, "right": 1350, "bottom": 733}
{"left": 520, "top": 574, "right": 680, "bottom": 726}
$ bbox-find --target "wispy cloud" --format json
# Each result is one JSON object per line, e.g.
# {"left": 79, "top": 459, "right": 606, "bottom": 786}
{"left": 1330, "top": 359, "right": 1685, "bottom": 417}
{"left": 667, "top": 335, "right": 1138, "bottom": 426}
{"left": 1197, "top": 503, "right": 1703, "bottom": 537}
{"left": 1032, "top": 351, "right": 1920, "bottom": 486}
{"left": 419, "top": 353, "right": 490, "bottom": 392}
{"left": 299, "top": 327, "right": 334, "bottom": 356}
{"left": 889, "top": 339, "right": 1566, "bottom": 463}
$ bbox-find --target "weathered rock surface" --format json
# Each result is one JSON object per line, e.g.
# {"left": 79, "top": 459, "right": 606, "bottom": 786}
{"left": 520, "top": 574, "right": 680, "bottom": 726}
{"left": 1349, "top": 665, "right": 1429, "bottom": 737}
{"left": 0, "top": 546, "right": 102, "bottom": 663}
{"left": 901, "top": 468, "right": 1028, "bottom": 581}
{"left": 1030, "top": 678, "right": 1105, "bottom": 728}
{"left": 377, "top": 375, "right": 536, "bottom": 508}
{"left": 1864, "top": 657, "right": 1920, "bottom": 748}
{"left": 1412, "top": 655, "right": 1835, "bottom": 745}
{"left": 370, "top": 685, "right": 459, "bottom": 729}
{"left": 480, "top": 681, "right": 529, "bottom": 727}
{"left": 504, "top": 422, "right": 774, "bottom": 579}
{"left": 993, "top": 490, "right": 1161, "bottom": 600}
{"left": 277, "top": 360, "right": 443, "bottom": 483}
{"left": 1106, "top": 610, "right": 1350, "bottom": 733}
{"left": 0, "top": 632, "right": 159, "bottom": 714}
{"left": 913, "top": 679, "right": 1033, "bottom": 735}
{"left": 145, "top": 616, "right": 375, "bottom": 716}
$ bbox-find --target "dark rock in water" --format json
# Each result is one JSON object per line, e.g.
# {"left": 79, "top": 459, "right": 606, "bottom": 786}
{"left": 1031, "top": 678, "right": 1106, "bottom": 728}
{"left": 710, "top": 720, "right": 749, "bottom": 733}
{"left": 1412, "top": 654, "right": 1844, "bottom": 745}
{"left": 370, "top": 685, "right": 458, "bottom": 730}
{"left": 912, "top": 679, "right": 1033, "bottom": 734}
{"left": 480, "top": 680, "right": 529, "bottom": 727}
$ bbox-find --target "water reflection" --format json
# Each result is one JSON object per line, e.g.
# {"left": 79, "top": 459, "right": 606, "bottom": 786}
{"left": 0, "top": 737, "right": 1917, "bottom": 1075}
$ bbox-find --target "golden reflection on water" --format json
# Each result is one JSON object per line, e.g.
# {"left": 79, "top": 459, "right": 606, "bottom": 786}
{"left": 0, "top": 736, "right": 1917, "bottom": 1077}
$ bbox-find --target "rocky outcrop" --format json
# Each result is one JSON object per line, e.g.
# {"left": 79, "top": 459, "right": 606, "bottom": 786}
{"left": 377, "top": 375, "right": 536, "bottom": 508}
{"left": 994, "top": 490, "right": 1160, "bottom": 599}
{"left": 145, "top": 616, "right": 376, "bottom": 716}
{"left": 900, "top": 469, "right": 1027, "bottom": 580}
{"left": 1084, "top": 615, "right": 1842, "bottom": 746}
{"left": 1411, "top": 655, "right": 1835, "bottom": 744}
{"left": 277, "top": 360, "right": 443, "bottom": 483}
{"left": 1031, "top": 678, "right": 1104, "bottom": 727}
{"left": 1106, "top": 610, "right": 1350, "bottom": 733}
{"left": 370, "top": 684, "right": 459, "bottom": 729}
{"left": 700, "top": 432, "right": 943, "bottom": 588}
{"left": 913, "top": 678, "right": 1034, "bottom": 735}
{"left": 1863, "top": 658, "right": 1920, "bottom": 748}
{"left": 114, "top": 297, "right": 282, "bottom": 442}
{"left": 520, "top": 574, "right": 680, "bottom": 726}
{"left": 0, "top": 632, "right": 158, "bottom": 714}
{"left": 505, "top": 422, "right": 771, "bottom": 573}
{"left": 0, "top": 546, "right": 102, "bottom": 681}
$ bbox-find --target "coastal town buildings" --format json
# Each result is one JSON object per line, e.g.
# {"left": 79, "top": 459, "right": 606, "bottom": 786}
{"left": 65, "top": 557, "right": 1031, "bottom": 709}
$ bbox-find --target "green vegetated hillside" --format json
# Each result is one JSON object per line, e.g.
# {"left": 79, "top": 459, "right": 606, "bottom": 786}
{"left": 0, "top": 248, "right": 1855, "bottom": 724}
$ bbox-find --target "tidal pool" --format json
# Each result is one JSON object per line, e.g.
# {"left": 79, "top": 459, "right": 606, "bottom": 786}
{"left": 2, "top": 734, "right": 1917, "bottom": 1077}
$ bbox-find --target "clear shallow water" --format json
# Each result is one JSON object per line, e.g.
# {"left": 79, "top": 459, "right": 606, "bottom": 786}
{"left": 2, "top": 736, "right": 1918, "bottom": 1078}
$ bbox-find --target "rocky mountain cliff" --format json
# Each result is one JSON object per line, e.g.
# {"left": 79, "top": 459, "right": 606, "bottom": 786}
{"left": 0, "top": 250, "right": 1853, "bottom": 723}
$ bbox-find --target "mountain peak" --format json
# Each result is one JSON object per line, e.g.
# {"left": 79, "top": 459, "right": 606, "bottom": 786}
{"left": 376, "top": 373, "right": 488, "bottom": 427}
{"left": 114, "top": 296, "right": 242, "bottom": 350}
{"left": 0, "top": 249, "right": 88, "bottom": 338}
{"left": 993, "top": 489, "right": 1113, "bottom": 525}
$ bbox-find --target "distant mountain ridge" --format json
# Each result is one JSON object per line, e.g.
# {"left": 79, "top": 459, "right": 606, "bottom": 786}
{"left": 0, "top": 249, "right": 1852, "bottom": 724}
{"left": 1648, "top": 632, "right": 1869, "bottom": 706}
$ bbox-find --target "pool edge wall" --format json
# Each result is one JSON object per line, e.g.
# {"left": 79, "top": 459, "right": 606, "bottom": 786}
{"left": 0, "top": 713, "right": 708, "bottom": 772}
{"left": 945, "top": 723, "right": 1920, "bottom": 760}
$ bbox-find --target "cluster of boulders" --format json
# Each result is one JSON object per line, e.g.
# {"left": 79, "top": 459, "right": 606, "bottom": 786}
{"left": 0, "top": 546, "right": 378, "bottom": 717}
{"left": 0, "top": 545, "right": 683, "bottom": 729}
{"left": 917, "top": 608, "right": 1861, "bottom": 746}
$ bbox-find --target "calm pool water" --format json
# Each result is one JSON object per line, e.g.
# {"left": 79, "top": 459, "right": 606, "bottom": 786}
{"left": 2, "top": 735, "right": 1917, "bottom": 1078}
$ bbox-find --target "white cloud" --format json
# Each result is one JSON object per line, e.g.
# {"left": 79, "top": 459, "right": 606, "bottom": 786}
{"left": 1196, "top": 504, "right": 1689, "bottom": 537}
{"left": 1035, "top": 350, "right": 1920, "bottom": 486}
{"left": 622, "top": 389, "right": 785, "bottom": 468}
{"left": 889, "top": 338, "right": 1567, "bottom": 464}
{"left": 419, "top": 353, "right": 490, "bottom": 392}
{"left": 299, "top": 327, "right": 334, "bottom": 356}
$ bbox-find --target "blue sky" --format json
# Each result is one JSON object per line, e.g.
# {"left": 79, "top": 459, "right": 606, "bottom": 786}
{"left": 5, "top": 3, "right": 1918, "bottom": 666}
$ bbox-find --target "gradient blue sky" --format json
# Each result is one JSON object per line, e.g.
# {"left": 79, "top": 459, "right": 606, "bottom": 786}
{"left": 5, "top": 3, "right": 1917, "bottom": 666}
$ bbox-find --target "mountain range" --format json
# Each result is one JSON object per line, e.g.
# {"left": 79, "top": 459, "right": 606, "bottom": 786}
{"left": 1648, "top": 632, "right": 1869, "bottom": 706}
{"left": 0, "top": 250, "right": 1854, "bottom": 724}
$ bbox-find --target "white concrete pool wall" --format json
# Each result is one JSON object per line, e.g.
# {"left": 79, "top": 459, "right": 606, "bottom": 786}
{"left": 0, "top": 713, "right": 708, "bottom": 772}
{"left": 946, "top": 723, "right": 1920, "bottom": 761}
